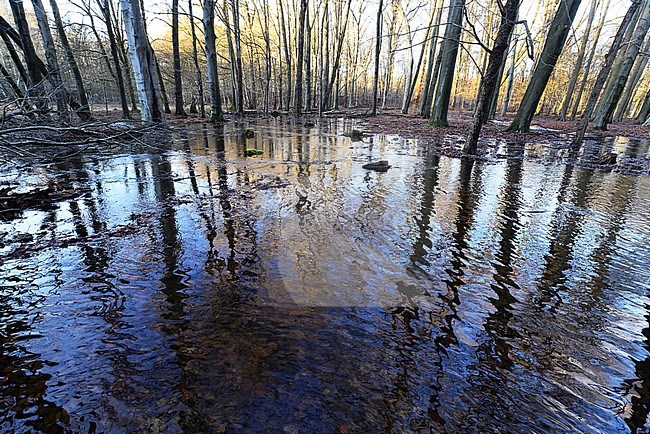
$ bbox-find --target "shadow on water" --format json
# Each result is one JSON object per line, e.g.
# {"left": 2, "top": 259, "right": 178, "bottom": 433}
{"left": 1, "top": 119, "right": 650, "bottom": 432}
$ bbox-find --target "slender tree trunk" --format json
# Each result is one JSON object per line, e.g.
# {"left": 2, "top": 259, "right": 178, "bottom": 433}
{"left": 429, "top": 0, "right": 466, "bottom": 127}
{"left": 293, "top": 0, "right": 307, "bottom": 114}
{"left": 465, "top": 0, "right": 521, "bottom": 153}
{"left": 500, "top": 38, "right": 517, "bottom": 116}
{"left": 120, "top": 0, "right": 165, "bottom": 122}
{"left": 0, "top": 20, "right": 29, "bottom": 87}
{"left": 154, "top": 56, "right": 172, "bottom": 114}
{"left": 402, "top": 5, "right": 436, "bottom": 114}
{"left": 0, "top": 62, "right": 24, "bottom": 98}
{"left": 279, "top": 0, "right": 292, "bottom": 111}
{"left": 172, "top": 0, "right": 186, "bottom": 115}
{"left": 49, "top": 0, "right": 91, "bottom": 120}
{"left": 572, "top": 0, "right": 642, "bottom": 151}
{"left": 593, "top": 0, "right": 650, "bottom": 130}
{"left": 188, "top": 0, "right": 205, "bottom": 118}
{"left": 614, "top": 35, "right": 650, "bottom": 121}
{"left": 32, "top": 0, "right": 68, "bottom": 119}
{"left": 558, "top": 0, "right": 598, "bottom": 121}
{"left": 371, "top": 0, "right": 383, "bottom": 115}
{"left": 570, "top": 0, "right": 610, "bottom": 119}
{"left": 304, "top": 6, "right": 312, "bottom": 111}
{"left": 419, "top": 1, "right": 444, "bottom": 117}
{"left": 486, "top": 28, "right": 514, "bottom": 120}
{"left": 9, "top": 0, "right": 46, "bottom": 110}
{"left": 230, "top": 0, "right": 244, "bottom": 114}
{"left": 636, "top": 89, "right": 650, "bottom": 123}
{"left": 322, "top": 0, "right": 352, "bottom": 108}
{"left": 98, "top": 0, "right": 130, "bottom": 118}
{"left": 381, "top": 0, "right": 398, "bottom": 109}
{"left": 262, "top": 0, "right": 272, "bottom": 112}
{"left": 507, "top": 0, "right": 582, "bottom": 133}
{"left": 203, "top": 0, "right": 223, "bottom": 121}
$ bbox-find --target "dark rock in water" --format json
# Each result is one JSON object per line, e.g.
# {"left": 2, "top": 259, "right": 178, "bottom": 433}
{"left": 271, "top": 110, "right": 281, "bottom": 118}
{"left": 362, "top": 160, "right": 391, "bottom": 172}
{"left": 598, "top": 152, "right": 618, "bottom": 165}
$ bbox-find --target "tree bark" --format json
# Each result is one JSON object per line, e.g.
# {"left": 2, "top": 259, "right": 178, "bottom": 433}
{"left": 465, "top": 0, "right": 521, "bottom": 153}
{"left": 172, "top": 0, "right": 186, "bottom": 115}
{"left": 592, "top": 0, "right": 650, "bottom": 130}
{"left": 570, "top": 0, "right": 610, "bottom": 119}
{"left": 98, "top": 0, "right": 130, "bottom": 118}
{"left": 278, "top": 0, "right": 292, "bottom": 111}
{"left": 203, "top": 0, "right": 223, "bottom": 121}
{"left": 614, "top": 35, "right": 650, "bottom": 121}
{"left": 49, "top": 0, "right": 91, "bottom": 120}
{"left": 188, "top": 0, "right": 205, "bottom": 118}
{"left": 229, "top": 0, "right": 244, "bottom": 114}
{"left": 120, "top": 0, "right": 165, "bottom": 123}
{"left": 419, "top": 1, "right": 444, "bottom": 117}
{"left": 558, "top": 0, "right": 598, "bottom": 121}
{"left": 293, "top": 0, "right": 308, "bottom": 114}
{"left": 428, "top": 0, "right": 466, "bottom": 127}
{"left": 507, "top": 0, "right": 582, "bottom": 133}
{"left": 371, "top": 0, "right": 383, "bottom": 115}
{"left": 635, "top": 88, "right": 650, "bottom": 123}
{"left": 500, "top": 37, "right": 517, "bottom": 116}
{"left": 31, "top": 0, "right": 68, "bottom": 119}
{"left": 0, "top": 18, "right": 29, "bottom": 87}
{"left": 402, "top": 5, "right": 436, "bottom": 114}
{"left": 572, "top": 0, "right": 642, "bottom": 151}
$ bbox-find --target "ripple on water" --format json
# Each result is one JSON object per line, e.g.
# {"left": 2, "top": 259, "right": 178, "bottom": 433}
{"left": 1, "top": 120, "right": 650, "bottom": 432}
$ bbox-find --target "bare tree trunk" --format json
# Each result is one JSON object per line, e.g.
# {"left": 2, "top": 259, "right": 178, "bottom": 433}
{"left": 0, "top": 62, "right": 24, "bottom": 98}
{"left": 98, "top": 0, "right": 130, "bottom": 118}
{"left": 278, "top": 0, "right": 292, "bottom": 111}
{"left": 500, "top": 37, "right": 517, "bottom": 116}
{"left": 614, "top": 34, "right": 650, "bottom": 121}
{"left": 188, "top": 0, "right": 205, "bottom": 118}
{"left": 9, "top": 0, "right": 47, "bottom": 110}
{"left": 322, "top": 0, "right": 352, "bottom": 108}
{"left": 636, "top": 89, "right": 650, "bottom": 123}
{"left": 120, "top": 0, "right": 165, "bottom": 122}
{"left": 172, "top": 0, "right": 186, "bottom": 115}
{"left": 230, "top": 0, "right": 244, "bottom": 115}
{"left": 49, "top": 0, "right": 91, "bottom": 120}
{"left": 371, "top": 0, "right": 383, "bottom": 115}
{"left": 262, "top": 0, "right": 272, "bottom": 112}
{"left": 203, "top": 0, "right": 223, "bottom": 121}
{"left": 293, "top": 0, "right": 307, "bottom": 114}
{"left": 570, "top": 0, "right": 610, "bottom": 119}
{"left": 304, "top": 5, "right": 312, "bottom": 111}
{"left": 572, "top": 0, "right": 642, "bottom": 151}
{"left": 154, "top": 56, "right": 172, "bottom": 114}
{"left": 402, "top": 5, "right": 436, "bottom": 114}
{"left": 0, "top": 19, "right": 29, "bottom": 87}
{"left": 593, "top": 0, "right": 650, "bottom": 130}
{"left": 507, "top": 0, "right": 582, "bottom": 133}
{"left": 419, "top": 1, "right": 443, "bottom": 117}
{"left": 429, "top": 0, "right": 466, "bottom": 127}
{"left": 465, "top": 0, "right": 521, "bottom": 153}
{"left": 381, "top": 0, "right": 398, "bottom": 109}
{"left": 31, "top": 0, "right": 68, "bottom": 119}
{"left": 558, "top": 0, "right": 598, "bottom": 121}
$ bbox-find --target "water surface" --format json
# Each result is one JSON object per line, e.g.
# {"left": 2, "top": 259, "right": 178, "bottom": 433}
{"left": 1, "top": 119, "right": 650, "bottom": 432}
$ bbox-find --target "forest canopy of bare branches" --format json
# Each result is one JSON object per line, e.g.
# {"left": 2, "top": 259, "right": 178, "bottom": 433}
{"left": 0, "top": 0, "right": 648, "bottom": 151}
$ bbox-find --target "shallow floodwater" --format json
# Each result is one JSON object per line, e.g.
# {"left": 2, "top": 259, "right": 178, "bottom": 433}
{"left": 1, "top": 119, "right": 650, "bottom": 432}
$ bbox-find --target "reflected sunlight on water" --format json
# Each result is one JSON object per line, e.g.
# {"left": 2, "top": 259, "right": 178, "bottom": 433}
{"left": 1, "top": 118, "right": 650, "bottom": 432}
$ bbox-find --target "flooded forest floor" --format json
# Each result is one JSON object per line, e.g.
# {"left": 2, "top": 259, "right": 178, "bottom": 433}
{"left": 1, "top": 111, "right": 650, "bottom": 432}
